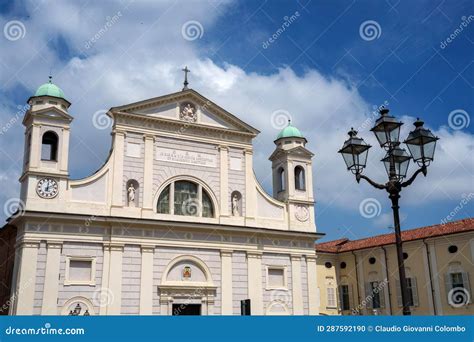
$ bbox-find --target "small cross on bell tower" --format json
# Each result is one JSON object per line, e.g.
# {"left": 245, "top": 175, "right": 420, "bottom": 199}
{"left": 182, "top": 66, "right": 190, "bottom": 90}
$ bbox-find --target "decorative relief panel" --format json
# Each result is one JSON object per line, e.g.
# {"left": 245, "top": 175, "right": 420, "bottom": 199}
{"left": 295, "top": 205, "right": 309, "bottom": 222}
{"left": 179, "top": 102, "right": 197, "bottom": 123}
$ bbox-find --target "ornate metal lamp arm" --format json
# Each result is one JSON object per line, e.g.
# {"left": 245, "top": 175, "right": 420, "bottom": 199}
{"left": 355, "top": 173, "right": 386, "bottom": 190}
{"left": 401, "top": 165, "right": 427, "bottom": 188}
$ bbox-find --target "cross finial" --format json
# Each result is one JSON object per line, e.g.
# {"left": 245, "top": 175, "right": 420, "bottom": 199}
{"left": 182, "top": 66, "right": 190, "bottom": 90}
{"left": 48, "top": 75, "right": 52, "bottom": 83}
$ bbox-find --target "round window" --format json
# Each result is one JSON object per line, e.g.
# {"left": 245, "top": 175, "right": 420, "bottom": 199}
{"left": 369, "top": 257, "right": 376, "bottom": 264}
{"left": 340, "top": 262, "right": 347, "bottom": 269}
{"left": 403, "top": 252, "right": 408, "bottom": 260}
{"left": 325, "top": 262, "right": 332, "bottom": 269}
{"left": 448, "top": 245, "right": 458, "bottom": 254}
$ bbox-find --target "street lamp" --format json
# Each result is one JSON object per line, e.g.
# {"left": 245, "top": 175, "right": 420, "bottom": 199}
{"left": 338, "top": 107, "right": 439, "bottom": 315}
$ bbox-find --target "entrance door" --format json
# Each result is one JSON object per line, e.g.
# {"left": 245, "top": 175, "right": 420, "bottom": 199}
{"left": 172, "top": 304, "right": 201, "bottom": 315}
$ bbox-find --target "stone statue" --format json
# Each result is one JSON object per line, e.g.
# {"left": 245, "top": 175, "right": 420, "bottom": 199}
{"left": 232, "top": 193, "right": 240, "bottom": 216}
{"left": 128, "top": 183, "right": 136, "bottom": 206}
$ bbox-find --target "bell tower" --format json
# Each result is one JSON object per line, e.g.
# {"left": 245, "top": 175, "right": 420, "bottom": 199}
{"left": 269, "top": 121, "right": 315, "bottom": 230}
{"left": 20, "top": 77, "right": 72, "bottom": 206}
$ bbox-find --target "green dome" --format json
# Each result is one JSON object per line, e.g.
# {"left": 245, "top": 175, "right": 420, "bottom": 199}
{"left": 34, "top": 77, "right": 65, "bottom": 99}
{"left": 276, "top": 122, "right": 304, "bottom": 139}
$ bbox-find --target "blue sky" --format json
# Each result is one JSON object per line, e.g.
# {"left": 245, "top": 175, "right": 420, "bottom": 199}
{"left": 0, "top": 0, "right": 472, "bottom": 242}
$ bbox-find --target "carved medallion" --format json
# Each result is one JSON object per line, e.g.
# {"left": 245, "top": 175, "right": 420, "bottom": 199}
{"left": 295, "top": 205, "right": 309, "bottom": 222}
{"left": 179, "top": 102, "right": 197, "bottom": 122}
{"left": 182, "top": 266, "right": 192, "bottom": 279}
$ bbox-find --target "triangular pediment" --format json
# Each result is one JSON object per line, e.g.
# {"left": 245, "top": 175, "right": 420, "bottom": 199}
{"left": 23, "top": 106, "right": 73, "bottom": 125}
{"left": 110, "top": 89, "right": 259, "bottom": 135}
{"left": 269, "top": 145, "right": 314, "bottom": 161}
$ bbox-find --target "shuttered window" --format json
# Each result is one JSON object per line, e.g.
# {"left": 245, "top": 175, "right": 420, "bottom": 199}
{"left": 327, "top": 287, "right": 337, "bottom": 308}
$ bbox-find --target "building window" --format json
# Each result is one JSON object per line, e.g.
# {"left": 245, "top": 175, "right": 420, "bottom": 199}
{"left": 369, "top": 257, "right": 376, "bottom": 265}
{"left": 157, "top": 180, "right": 215, "bottom": 218}
{"left": 370, "top": 281, "right": 381, "bottom": 309}
{"left": 41, "top": 131, "right": 58, "bottom": 161}
{"left": 445, "top": 262, "right": 471, "bottom": 307}
{"left": 325, "top": 262, "right": 332, "bottom": 269}
{"left": 65, "top": 257, "right": 96, "bottom": 286}
{"left": 339, "top": 285, "right": 351, "bottom": 310}
{"left": 267, "top": 267, "right": 286, "bottom": 289}
{"left": 277, "top": 167, "right": 285, "bottom": 192}
{"left": 448, "top": 245, "right": 458, "bottom": 253}
{"left": 327, "top": 287, "right": 337, "bottom": 308}
{"left": 294, "top": 166, "right": 305, "bottom": 190}
{"left": 340, "top": 262, "right": 347, "bottom": 269}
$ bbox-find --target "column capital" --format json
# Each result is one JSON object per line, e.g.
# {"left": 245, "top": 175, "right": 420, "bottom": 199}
{"left": 218, "top": 145, "right": 229, "bottom": 151}
{"left": 247, "top": 251, "right": 262, "bottom": 259}
{"left": 220, "top": 249, "right": 233, "bottom": 257}
{"left": 143, "top": 134, "right": 155, "bottom": 142}
{"left": 113, "top": 129, "right": 126, "bottom": 137}
{"left": 16, "top": 239, "right": 40, "bottom": 249}
{"left": 244, "top": 148, "right": 253, "bottom": 155}
{"left": 104, "top": 243, "right": 124, "bottom": 252}
{"left": 46, "top": 241, "right": 63, "bottom": 249}
{"left": 141, "top": 245, "right": 155, "bottom": 253}
{"left": 305, "top": 254, "right": 317, "bottom": 262}
{"left": 290, "top": 254, "right": 302, "bottom": 261}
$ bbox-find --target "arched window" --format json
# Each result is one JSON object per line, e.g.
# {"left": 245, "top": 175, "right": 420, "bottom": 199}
{"left": 294, "top": 165, "right": 305, "bottom": 190}
{"left": 157, "top": 180, "right": 215, "bottom": 218}
{"left": 41, "top": 131, "right": 58, "bottom": 161}
{"left": 277, "top": 167, "right": 285, "bottom": 192}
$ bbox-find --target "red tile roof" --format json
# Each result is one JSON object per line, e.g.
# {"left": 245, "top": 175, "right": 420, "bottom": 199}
{"left": 315, "top": 218, "right": 474, "bottom": 253}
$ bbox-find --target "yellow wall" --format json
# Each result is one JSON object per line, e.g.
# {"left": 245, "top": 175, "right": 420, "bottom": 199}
{"left": 316, "top": 231, "right": 474, "bottom": 316}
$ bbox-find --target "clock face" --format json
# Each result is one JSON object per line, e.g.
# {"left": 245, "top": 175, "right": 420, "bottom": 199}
{"left": 36, "top": 178, "right": 59, "bottom": 199}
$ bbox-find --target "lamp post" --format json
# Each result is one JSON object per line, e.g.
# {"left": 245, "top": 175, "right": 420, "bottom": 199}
{"left": 338, "top": 107, "right": 439, "bottom": 315}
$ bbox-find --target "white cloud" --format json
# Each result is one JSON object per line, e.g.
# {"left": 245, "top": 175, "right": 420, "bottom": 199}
{"left": 0, "top": 0, "right": 472, "bottom": 224}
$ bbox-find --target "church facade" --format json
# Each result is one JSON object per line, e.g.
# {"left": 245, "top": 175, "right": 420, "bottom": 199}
{"left": 4, "top": 78, "right": 322, "bottom": 315}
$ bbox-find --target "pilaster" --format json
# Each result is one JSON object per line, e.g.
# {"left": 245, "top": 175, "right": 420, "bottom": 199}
{"left": 139, "top": 245, "right": 155, "bottom": 315}
{"left": 41, "top": 242, "right": 63, "bottom": 315}
{"left": 247, "top": 251, "right": 263, "bottom": 315}
{"left": 220, "top": 249, "right": 233, "bottom": 314}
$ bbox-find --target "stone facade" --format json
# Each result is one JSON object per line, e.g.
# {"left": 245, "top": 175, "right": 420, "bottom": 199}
{"left": 6, "top": 85, "right": 322, "bottom": 315}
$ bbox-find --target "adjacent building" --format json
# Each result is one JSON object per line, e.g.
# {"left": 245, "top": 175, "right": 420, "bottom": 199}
{"left": 316, "top": 218, "right": 474, "bottom": 315}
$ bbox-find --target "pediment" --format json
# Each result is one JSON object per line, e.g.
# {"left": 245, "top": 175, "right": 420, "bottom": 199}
{"left": 110, "top": 89, "right": 259, "bottom": 136}
{"left": 269, "top": 146, "right": 314, "bottom": 161}
{"left": 22, "top": 106, "right": 73, "bottom": 125}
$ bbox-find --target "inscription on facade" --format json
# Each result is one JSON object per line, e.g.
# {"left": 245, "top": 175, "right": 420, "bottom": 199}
{"left": 156, "top": 147, "right": 217, "bottom": 168}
